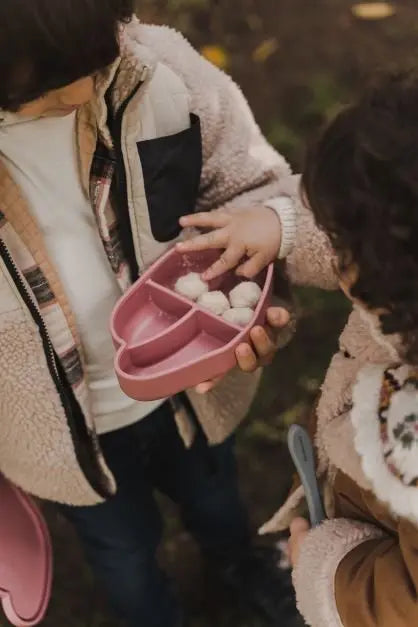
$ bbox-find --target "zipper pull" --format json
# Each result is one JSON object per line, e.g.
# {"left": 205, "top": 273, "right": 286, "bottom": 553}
{"left": 140, "top": 66, "right": 149, "bottom": 83}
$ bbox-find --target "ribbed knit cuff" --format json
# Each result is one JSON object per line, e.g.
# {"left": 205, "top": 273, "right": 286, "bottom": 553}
{"left": 264, "top": 196, "right": 296, "bottom": 259}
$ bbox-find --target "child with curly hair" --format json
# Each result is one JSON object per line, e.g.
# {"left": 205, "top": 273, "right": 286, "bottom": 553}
{"left": 184, "top": 71, "right": 418, "bottom": 626}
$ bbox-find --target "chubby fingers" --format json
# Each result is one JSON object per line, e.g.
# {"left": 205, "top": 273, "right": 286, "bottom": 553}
{"left": 235, "top": 342, "right": 259, "bottom": 373}
{"left": 237, "top": 252, "right": 269, "bottom": 279}
{"left": 266, "top": 307, "right": 290, "bottom": 329}
{"left": 249, "top": 326, "right": 276, "bottom": 365}
{"left": 180, "top": 211, "right": 230, "bottom": 230}
{"left": 176, "top": 228, "right": 229, "bottom": 254}
{"left": 288, "top": 517, "right": 310, "bottom": 567}
{"left": 202, "top": 245, "right": 246, "bottom": 280}
{"left": 290, "top": 517, "right": 310, "bottom": 536}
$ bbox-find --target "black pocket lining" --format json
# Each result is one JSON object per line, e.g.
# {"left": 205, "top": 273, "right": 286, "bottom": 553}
{"left": 137, "top": 114, "right": 203, "bottom": 243}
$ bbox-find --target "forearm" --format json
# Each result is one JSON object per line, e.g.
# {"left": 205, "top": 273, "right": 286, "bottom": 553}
{"left": 267, "top": 175, "right": 339, "bottom": 289}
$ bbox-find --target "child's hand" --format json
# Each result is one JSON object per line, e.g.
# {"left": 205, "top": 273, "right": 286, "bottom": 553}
{"left": 194, "top": 306, "right": 290, "bottom": 394}
{"left": 288, "top": 518, "right": 310, "bottom": 568}
{"left": 177, "top": 206, "right": 281, "bottom": 281}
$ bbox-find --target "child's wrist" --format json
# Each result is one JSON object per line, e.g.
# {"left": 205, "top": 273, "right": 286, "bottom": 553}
{"left": 264, "top": 196, "right": 296, "bottom": 259}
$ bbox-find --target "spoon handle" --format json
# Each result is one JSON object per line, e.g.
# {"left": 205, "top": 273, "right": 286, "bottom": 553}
{"left": 288, "top": 424, "right": 326, "bottom": 527}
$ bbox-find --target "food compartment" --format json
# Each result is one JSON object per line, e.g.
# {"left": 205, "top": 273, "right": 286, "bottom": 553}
{"left": 111, "top": 245, "right": 274, "bottom": 401}
{"left": 150, "top": 247, "right": 269, "bottom": 306}
{"left": 120, "top": 310, "right": 239, "bottom": 375}
{"left": 118, "top": 311, "right": 239, "bottom": 389}
{"left": 111, "top": 280, "right": 192, "bottom": 347}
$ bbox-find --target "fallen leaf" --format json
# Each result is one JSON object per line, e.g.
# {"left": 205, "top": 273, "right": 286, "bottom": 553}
{"left": 253, "top": 37, "right": 279, "bottom": 63}
{"left": 200, "top": 45, "right": 229, "bottom": 69}
{"left": 351, "top": 2, "right": 396, "bottom": 20}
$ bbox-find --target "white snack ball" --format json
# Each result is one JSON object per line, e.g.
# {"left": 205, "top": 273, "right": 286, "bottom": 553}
{"left": 174, "top": 272, "right": 208, "bottom": 301}
{"left": 197, "top": 291, "right": 230, "bottom": 316}
{"left": 223, "top": 307, "right": 254, "bottom": 327}
{"left": 229, "top": 281, "right": 262, "bottom": 309}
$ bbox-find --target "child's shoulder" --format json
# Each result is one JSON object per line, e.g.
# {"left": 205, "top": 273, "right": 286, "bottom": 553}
{"left": 122, "top": 18, "right": 230, "bottom": 85}
{"left": 127, "top": 20, "right": 192, "bottom": 51}
{"left": 351, "top": 363, "right": 418, "bottom": 525}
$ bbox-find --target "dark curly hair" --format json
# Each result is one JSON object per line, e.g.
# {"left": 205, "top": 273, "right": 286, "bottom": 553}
{"left": 302, "top": 71, "right": 418, "bottom": 364}
{"left": 0, "top": 0, "right": 134, "bottom": 111}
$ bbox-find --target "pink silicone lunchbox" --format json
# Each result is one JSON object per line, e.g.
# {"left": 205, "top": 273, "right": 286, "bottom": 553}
{"left": 111, "top": 248, "right": 273, "bottom": 401}
{"left": 0, "top": 474, "right": 52, "bottom": 626}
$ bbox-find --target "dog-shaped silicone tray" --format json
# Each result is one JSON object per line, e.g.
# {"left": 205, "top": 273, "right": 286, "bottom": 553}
{"left": 111, "top": 248, "right": 273, "bottom": 401}
{"left": 0, "top": 474, "right": 52, "bottom": 626}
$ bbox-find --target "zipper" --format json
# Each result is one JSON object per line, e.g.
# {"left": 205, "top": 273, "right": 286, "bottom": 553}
{"left": 111, "top": 68, "right": 149, "bottom": 280}
{"left": 0, "top": 239, "right": 66, "bottom": 401}
{"left": 0, "top": 238, "right": 111, "bottom": 498}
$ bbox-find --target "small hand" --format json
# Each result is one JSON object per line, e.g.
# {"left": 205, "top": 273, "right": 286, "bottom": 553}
{"left": 288, "top": 518, "right": 310, "bottom": 568}
{"left": 195, "top": 306, "right": 290, "bottom": 394}
{"left": 177, "top": 206, "right": 281, "bottom": 281}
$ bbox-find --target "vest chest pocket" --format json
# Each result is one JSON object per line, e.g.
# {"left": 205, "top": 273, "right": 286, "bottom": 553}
{"left": 137, "top": 114, "right": 202, "bottom": 243}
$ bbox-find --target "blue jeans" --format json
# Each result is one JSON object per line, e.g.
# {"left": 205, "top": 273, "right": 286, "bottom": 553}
{"left": 60, "top": 402, "right": 250, "bottom": 626}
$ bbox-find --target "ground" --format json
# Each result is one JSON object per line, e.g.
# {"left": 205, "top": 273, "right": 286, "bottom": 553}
{"left": 2, "top": 1, "right": 418, "bottom": 626}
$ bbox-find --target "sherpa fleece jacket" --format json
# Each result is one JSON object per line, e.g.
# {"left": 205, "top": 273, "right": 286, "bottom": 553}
{"left": 0, "top": 19, "right": 295, "bottom": 506}
{"left": 261, "top": 175, "right": 418, "bottom": 627}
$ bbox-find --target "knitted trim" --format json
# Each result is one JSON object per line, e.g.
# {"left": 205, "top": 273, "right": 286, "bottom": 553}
{"left": 352, "top": 364, "right": 418, "bottom": 525}
{"left": 264, "top": 196, "right": 296, "bottom": 259}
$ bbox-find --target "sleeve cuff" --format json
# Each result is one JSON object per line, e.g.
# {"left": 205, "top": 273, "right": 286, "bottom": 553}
{"left": 264, "top": 196, "right": 296, "bottom": 259}
{"left": 293, "top": 519, "right": 384, "bottom": 627}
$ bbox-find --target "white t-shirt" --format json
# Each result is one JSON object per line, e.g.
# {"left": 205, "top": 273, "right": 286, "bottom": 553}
{"left": 0, "top": 111, "right": 164, "bottom": 434}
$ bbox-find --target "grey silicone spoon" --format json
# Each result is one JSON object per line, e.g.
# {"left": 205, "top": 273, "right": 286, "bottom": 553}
{"left": 287, "top": 424, "right": 326, "bottom": 527}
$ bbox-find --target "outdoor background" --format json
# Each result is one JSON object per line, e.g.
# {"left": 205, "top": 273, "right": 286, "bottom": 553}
{"left": 3, "top": 2, "right": 418, "bottom": 626}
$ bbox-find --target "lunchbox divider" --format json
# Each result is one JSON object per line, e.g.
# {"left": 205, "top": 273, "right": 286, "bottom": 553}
{"left": 112, "top": 280, "right": 193, "bottom": 346}
{"left": 116, "top": 310, "right": 241, "bottom": 378}
{"left": 124, "top": 310, "right": 200, "bottom": 367}
{"left": 125, "top": 306, "right": 197, "bottom": 353}
{"left": 192, "top": 305, "right": 244, "bottom": 335}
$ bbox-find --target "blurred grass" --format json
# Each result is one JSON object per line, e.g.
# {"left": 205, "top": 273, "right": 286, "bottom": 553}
{"left": 3, "top": 1, "right": 418, "bottom": 625}
{"left": 140, "top": 0, "right": 418, "bottom": 166}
